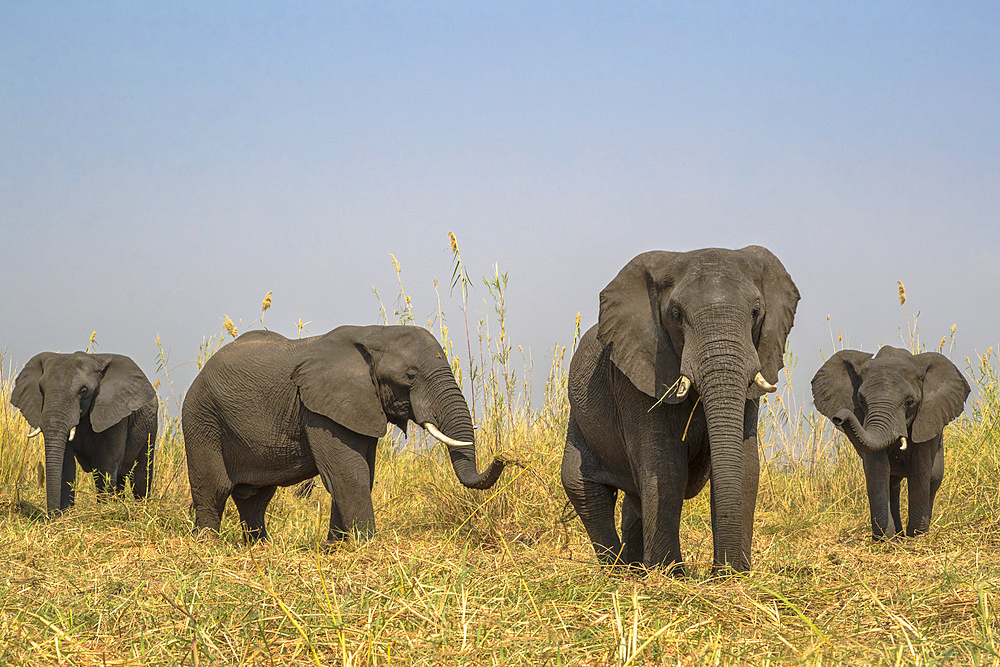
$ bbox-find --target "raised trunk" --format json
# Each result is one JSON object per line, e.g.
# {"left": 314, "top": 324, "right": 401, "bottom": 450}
{"left": 430, "top": 380, "right": 505, "bottom": 490}
{"left": 832, "top": 409, "right": 894, "bottom": 452}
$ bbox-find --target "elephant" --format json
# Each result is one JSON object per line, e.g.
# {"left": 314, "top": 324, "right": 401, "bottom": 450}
{"left": 10, "top": 351, "right": 158, "bottom": 514}
{"left": 811, "top": 345, "right": 970, "bottom": 539}
{"left": 561, "top": 246, "right": 799, "bottom": 574}
{"left": 181, "top": 325, "right": 506, "bottom": 542}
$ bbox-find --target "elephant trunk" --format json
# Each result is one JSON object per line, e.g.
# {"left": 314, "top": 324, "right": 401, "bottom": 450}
{"left": 832, "top": 406, "right": 899, "bottom": 452}
{"left": 426, "top": 372, "right": 505, "bottom": 490}
{"left": 690, "top": 317, "right": 758, "bottom": 573}
{"left": 41, "top": 405, "right": 77, "bottom": 514}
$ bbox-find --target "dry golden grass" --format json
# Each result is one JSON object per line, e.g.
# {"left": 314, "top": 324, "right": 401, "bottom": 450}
{"left": 1, "top": 246, "right": 998, "bottom": 665}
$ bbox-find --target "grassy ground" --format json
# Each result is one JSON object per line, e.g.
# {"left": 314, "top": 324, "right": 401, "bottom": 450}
{"left": 2, "top": 260, "right": 998, "bottom": 665}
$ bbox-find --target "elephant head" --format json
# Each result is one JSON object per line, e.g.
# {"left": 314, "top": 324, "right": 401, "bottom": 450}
{"left": 291, "top": 325, "right": 505, "bottom": 489}
{"left": 811, "top": 346, "right": 970, "bottom": 452}
{"left": 597, "top": 245, "right": 799, "bottom": 569}
{"left": 10, "top": 351, "right": 156, "bottom": 513}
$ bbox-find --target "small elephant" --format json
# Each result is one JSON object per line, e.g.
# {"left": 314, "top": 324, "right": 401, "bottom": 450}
{"left": 811, "top": 345, "right": 970, "bottom": 538}
{"left": 561, "top": 246, "right": 799, "bottom": 573}
{"left": 10, "top": 352, "right": 158, "bottom": 514}
{"left": 181, "top": 325, "right": 506, "bottom": 542}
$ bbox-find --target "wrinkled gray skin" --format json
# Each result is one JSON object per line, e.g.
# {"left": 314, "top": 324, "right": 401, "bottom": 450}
{"left": 10, "top": 352, "right": 158, "bottom": 515}
{"left": 812, "top": 346, "right": 969, "bottom": 539}
{"left": 182, "top": 325, "right": 505, "bottom": 542}
{"left": 562, "top": 246, "right": 799, "bottom": 574}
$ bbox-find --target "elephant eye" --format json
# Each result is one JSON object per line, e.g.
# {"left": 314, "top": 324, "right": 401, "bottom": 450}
{"left": 905, "top": 397, "right": 915, "bottom": 408}
{"left": 405, "top": 369, "right": 418, "bottom": 382}
{"left": 752, "top": 300, "right": 761, "bottom": 321}
{"left": 78, "top": 386, "right": 88, "bottom": 397}
{"left": 669, "top": 306, "right": 683, "bottom": 324}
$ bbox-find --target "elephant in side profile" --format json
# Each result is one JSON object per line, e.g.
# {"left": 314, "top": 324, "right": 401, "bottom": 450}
{"left": 181, "top": 325, "right": 506, "bottom": 542}
{"left": 10, "top": 352, "right": 158, "bottom": 514}
{"left": 561, "top": 246, "right": 799, "bottom": 573}
{"left": 811, "top": 346, "right": 969, "bottom": 538}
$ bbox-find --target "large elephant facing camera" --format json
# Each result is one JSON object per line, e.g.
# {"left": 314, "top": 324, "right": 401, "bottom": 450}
{"left": 181, "top": 325, "right": 506, "bottom": 542}
{"left": 11, "top": 351, "right": 158, "bottom": 514}
{"left": 561, "top": 246, "right": 799, "bottom": 573}
{"left": 811, "top": 346, "right": 969, "bottom": 539}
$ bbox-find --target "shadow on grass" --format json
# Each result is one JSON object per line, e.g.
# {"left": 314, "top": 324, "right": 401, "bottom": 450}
{"left": 0, "top": 498, "right": 46, "bottom": 521}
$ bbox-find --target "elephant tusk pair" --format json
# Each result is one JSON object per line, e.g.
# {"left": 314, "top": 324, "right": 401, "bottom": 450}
{"left": 675, "top": 376, "right": 691, "bottom": 399}
{"left": 899, "top": 436, "right": 908, "bottom": 452}
{"left": 754, "top": 373, "right": 778, "bottom": 393}
{"left": 423, "top": 422, "right": 473, "bottom": 448}
{"left": 27, "top": 427, "right": 41, "bottom": 439}
{"left": 69, "top": 427, "right": 76, "bottom": 442}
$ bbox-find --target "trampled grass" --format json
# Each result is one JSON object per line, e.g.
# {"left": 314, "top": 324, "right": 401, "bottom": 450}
{"left": 1, "top": 247, "right": 998, "bottom": 665}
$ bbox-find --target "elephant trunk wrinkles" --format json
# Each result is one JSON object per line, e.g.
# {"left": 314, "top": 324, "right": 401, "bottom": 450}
{"left": 834, "top": 405, "right": 898, "bottom": 452}
{"left": 42, "top": 402, "right": 77, "bottom": 514}
{"left": 692, "top": 319, "right": 756, "bottom": 572}
{"left": 429, "top": 373, "right": 505, "bottom": 490}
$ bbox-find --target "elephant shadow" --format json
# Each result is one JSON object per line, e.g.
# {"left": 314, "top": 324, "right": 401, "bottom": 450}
{"left": 0, "top": 498, "right": 47, "bottom": 522}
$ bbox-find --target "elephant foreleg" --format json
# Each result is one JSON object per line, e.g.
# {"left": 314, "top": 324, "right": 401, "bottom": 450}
{"left": 128, "top": 433, "right": 155, "bottom": 500}
{"left": 740, "top": 423, "right": 761, "bottom": 562}
{"left": 862, "top": 452, "right": 894, "bottom": 539}
{"left": 303, "top": 411, "right": 377, "bottom": 541}
{"left": 905, "top": 438, "right": 942, "bottom": 536}
{"left": 60, "top": 451, "right": 77, "bottom": 510}
{"left": 639, "top": 437, "right": 687, "bottom": 573}
{"left": 889, "top": 476, "right": 903, "bottom": 537}
{"left": 620, "top": 496, "right": 644, "bottom": 568}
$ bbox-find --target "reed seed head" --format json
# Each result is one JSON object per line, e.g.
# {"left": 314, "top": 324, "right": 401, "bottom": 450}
{"left": 897, "top": 281, "right": 906, "bottom": 305}
{"left": 152, "top": 379, "right": 160, "bottom": 390}
{"left": 223, "top": 315, "right": 238, "bottom": 339}
{"left": 261, "top": 291, "right": 272, "bottom": 313}
{"left": 89, "top": 331, "right": 97, "bottom": 345}
{"left": 448, "top": 231, "right": 458, "bottom": 253}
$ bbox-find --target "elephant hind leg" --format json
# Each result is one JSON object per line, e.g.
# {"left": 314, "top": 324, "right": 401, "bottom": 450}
{"left": 183, "top": 419, "right": 231, "bottom": 533}
{"left": 561, "top": 418, "right": 622, "bottom": 566}
{"left": 302, "top": 411, "right": 377, "bottom": 542}
{"left": 233, "top": 485, "right": 277, "bottom": 542}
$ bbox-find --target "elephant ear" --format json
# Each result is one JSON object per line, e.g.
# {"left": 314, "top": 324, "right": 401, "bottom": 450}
{"left": 292, "top": 327, "right": 388, "bottom": 439}
{"left": 810, "top": 350, "right": 873, "bottom": 420}
{"left": 911, "top": 352, "right": 970, "bottom": 442}
{"left": 738, "top": 246, "right": 801, "bottom": 386}
{"left": 10, "top": 352, "right": 55, "bottom": 428}
{"left": 90, "top": 354, "right": 157, "bottom": 433}
{"left": 597, "top": 251, "right": 683, "bottom": 401}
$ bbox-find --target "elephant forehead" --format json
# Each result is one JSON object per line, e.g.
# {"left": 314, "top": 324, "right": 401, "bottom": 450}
{"left": 860, "top": 363, "right": 920, "bottom": 393}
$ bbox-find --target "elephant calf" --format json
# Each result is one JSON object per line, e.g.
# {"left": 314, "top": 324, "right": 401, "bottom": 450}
{"left": 181, "top": 325, "right": 505, "bottom": 542}
{"left": 11, "top": 352, "right": 158, "bottom": 514}
{"left": 812, "top": 345, "right": 970, "bottom": 539}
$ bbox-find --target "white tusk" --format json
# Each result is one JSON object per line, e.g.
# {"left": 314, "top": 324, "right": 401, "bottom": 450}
{"left": 422, "top": 422, "right": 473, "bottom": 448}
{"left": 675, "top": 376, "right": 691, "bottom": 399}
{"left": 68, "top": 427, "right": 76, "bottom": 442}
{"left": 27, "top": 427, "right": 41, "bottom": 439}
{"left": 899, "top": 436, "right": 908, "bottom": 452}
{"left": 754, "top": 372, "right": 777, "bottom": 393}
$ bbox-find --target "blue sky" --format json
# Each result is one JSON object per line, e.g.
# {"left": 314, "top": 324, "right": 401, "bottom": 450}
{"left": 2, "top": 3, "right": 998, "bottom": 412}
